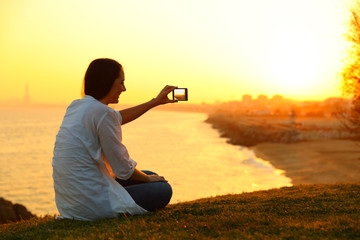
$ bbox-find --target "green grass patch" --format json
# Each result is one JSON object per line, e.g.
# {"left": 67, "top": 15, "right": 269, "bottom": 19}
{"left": 1, "top": 183, "right": 359, "bottom": 239}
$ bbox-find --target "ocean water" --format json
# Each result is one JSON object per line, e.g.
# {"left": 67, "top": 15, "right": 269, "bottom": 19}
{"left": 0, "top": 107, "right": 292, "bottom": 216}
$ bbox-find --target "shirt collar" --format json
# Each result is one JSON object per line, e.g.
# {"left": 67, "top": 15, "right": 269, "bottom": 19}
{"left": 83, "top": 95, "right": 95, "bottom": 100}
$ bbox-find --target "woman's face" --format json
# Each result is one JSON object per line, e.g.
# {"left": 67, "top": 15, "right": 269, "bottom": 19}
{"left": 102, "top": 69, "right": 126, "bottom": 105}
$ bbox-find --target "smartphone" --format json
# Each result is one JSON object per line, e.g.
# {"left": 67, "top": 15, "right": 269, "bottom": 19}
{"left": 172, "top": 88, "right": 188, "bottom": 101}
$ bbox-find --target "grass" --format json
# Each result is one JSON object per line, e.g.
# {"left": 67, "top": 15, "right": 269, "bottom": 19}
{"left": 1, "top": 183, "right": 359, "bottom": 239}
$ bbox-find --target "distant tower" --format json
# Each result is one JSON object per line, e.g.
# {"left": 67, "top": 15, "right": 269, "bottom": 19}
{"left": 23, "top": 83, "right": 30, "bottom": 104}
{"left": 290, "top": 106, "right": 296, "bottom": 125}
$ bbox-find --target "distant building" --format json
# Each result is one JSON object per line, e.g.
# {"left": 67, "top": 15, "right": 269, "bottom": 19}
{"left": 256, "top": 94, "right": 268, "bottom": 103}
{"left": 241, "top": 94, "right": 252, "bottom": 103}
{"left": 271, "top": 94, "right": 283, "bottom": 103}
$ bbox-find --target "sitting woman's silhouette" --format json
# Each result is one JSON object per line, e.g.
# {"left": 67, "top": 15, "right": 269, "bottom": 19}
{"left": 52, "top": 58, "right": 175, "bottom": 221}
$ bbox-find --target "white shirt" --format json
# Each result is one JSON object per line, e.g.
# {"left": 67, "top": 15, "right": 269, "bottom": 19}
{"left": 52, "top": 95, "right": 147, "bottom": 221}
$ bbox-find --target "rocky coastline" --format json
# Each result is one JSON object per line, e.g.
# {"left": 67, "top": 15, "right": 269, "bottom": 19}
{"left": 0, "top": 197, "right": 35, "bottom": 224}
{"left": 205, "top": 112, "right": 356, "bottom": 147}
{"left": 205, "top": 113, "right": 300, "bottom": 147}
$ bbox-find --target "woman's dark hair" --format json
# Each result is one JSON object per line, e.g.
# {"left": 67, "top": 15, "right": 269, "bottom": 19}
{"left": 83, "top": 58, "right": 123, "bottom": 100}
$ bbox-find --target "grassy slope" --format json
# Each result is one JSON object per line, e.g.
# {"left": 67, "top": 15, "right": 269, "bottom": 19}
{"left": 1, "top": 183, "right": 359, "bottom": 240}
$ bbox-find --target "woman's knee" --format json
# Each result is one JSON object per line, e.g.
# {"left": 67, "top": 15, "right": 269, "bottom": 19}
{"left": 148, "top": 182, "right": 172, "bottom": 211}
{"left": 125, "top": 181, "right": 172, "bottom": 211}
{"left": 157, "top": 182, "right": 172, "bottom": 202}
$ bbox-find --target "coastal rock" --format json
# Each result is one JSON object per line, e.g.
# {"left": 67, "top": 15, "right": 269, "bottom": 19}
{"left": 206, "top": 114, "right": 299, "bottom": 146}
{"left": 0, "top": 197, "right": 35, "bottom": 224}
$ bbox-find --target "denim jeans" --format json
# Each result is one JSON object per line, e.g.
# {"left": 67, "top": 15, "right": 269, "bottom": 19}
{"left": 115, "top": 170, "right": 172, "bottom": 211}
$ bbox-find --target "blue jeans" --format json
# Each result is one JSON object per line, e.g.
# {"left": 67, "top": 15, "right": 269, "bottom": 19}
{"left": 115, "top": 170, "right": 172, "bottom": 211}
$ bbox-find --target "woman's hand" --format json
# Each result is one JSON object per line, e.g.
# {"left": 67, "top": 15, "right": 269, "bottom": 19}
{"left": 148, "top": 174, "right": 168, "bottom": 182}
{"left": 153, "top": 85, "right": 178, "bottom": 105}
{"left": 129, "top": 168, "right": 167, "bottom": 183}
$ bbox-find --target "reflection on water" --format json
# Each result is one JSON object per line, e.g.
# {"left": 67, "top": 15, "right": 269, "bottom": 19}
{"left": 0, "top": 108, "right": 291, "bottom": 216}
{"left": 0, "top": 108, "right": 66, "bottom": 216}
{"left": 123, "top": 111, "right": 292, "bottom": 203}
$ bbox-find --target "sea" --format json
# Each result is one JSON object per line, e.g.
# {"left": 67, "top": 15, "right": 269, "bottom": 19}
{"left": 0, "top": 107, "right": 292, "bottom": 216}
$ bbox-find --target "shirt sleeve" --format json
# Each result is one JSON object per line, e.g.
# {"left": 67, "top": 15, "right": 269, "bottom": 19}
{"left": 97, "top": 110, "right": 135, "bottom": 180}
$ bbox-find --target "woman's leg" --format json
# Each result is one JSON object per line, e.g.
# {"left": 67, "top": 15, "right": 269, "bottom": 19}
{"left": 115, "top": 170, "right": 172, "bottom": 211}
{"left": 125, "top": 181, "right": 172, "bottom": 211}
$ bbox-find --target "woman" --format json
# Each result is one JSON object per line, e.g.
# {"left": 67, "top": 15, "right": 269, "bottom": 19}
{"left": 52, "top": 58, "right": 176, "bottom": 221}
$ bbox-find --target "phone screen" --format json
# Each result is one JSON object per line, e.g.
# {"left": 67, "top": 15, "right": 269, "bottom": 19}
{"left": 172, "top": 88, "right": 188, "bottom": 101}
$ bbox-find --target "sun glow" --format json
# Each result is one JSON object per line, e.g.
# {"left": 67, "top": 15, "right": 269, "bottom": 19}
{"left": 266, "top": 31, "right": 325, "bottom": 95}
{"left": 237, "top": 0, "right": 348, "bottom": 100}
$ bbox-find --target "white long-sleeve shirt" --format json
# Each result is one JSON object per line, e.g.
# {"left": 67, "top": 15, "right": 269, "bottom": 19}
{"left": 52, "top": 95, "right": 147, "bottom": 221}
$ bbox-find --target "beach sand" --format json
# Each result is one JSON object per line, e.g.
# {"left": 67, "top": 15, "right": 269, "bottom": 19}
{"left": 252, "top": 139, "right": 360, "bottom": 185}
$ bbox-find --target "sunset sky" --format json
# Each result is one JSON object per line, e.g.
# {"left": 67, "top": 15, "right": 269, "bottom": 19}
{"left": 0, "top": 0, "right": 351, "bottom": 105}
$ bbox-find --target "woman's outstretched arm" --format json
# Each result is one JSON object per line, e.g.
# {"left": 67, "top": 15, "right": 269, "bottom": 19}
{"left": 119, "top": 85, "right": 177, "bottom": 125}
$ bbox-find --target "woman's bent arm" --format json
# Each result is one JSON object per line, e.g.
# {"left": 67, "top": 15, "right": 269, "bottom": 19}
{"left": 119, "top": 85, "right": 177, "bottom": 125}
{"left": 129, "top": 168, "right": 167, "bottom": 182}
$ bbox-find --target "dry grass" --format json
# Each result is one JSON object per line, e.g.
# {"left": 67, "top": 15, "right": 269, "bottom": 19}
{"left": 1, "top": 183, "right": 359, "bottom": 239}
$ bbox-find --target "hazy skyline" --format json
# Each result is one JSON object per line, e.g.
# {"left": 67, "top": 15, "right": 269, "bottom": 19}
{"left": 0, "top": 0, "right": 350, "bottom": 105}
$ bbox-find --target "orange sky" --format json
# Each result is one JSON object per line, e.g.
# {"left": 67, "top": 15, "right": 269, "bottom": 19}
{"left": 0, "top": 0, "right": 351, "bottom": 105}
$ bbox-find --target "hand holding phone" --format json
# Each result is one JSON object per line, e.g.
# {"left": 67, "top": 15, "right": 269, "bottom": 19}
{"left": 172, "top": 88, "right": 188, "bottom": 101}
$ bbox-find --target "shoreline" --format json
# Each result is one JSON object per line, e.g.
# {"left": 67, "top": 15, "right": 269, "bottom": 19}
{"left": 251, "top": 139, "right": 360, "bottom": 185}
{"left": 206, "top": 113, "right": 360, "bottom": 185}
